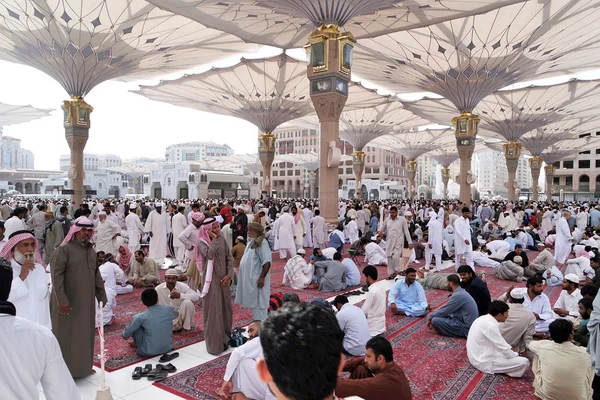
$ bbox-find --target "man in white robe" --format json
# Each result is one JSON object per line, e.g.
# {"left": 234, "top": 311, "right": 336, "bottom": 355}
{"left": 0, "top": 231, "right": 50, "bottom": 329}
{"left": 361, "top": 265, "right": 386, "bottom": 336}
{"left": 346, "top": 216, "right": 359, "bottom": 244}
{"left": 172, "top": 206, "right": 188, "bottom": 265}
{"left": 155, "top": 269, "right": 199, "bottom": 332}
{"left": 99, "top": 253, "right": 132, "bottom": 295}
{"left": 426, "top": 211, "right": 443, "bottom": 272}
{"left": 525, "top": 276, "right": 555, "bottom": 335}
{"left": 95, "top": 211, "right": 122, "bottom": 255}
{"left": 145, "top": 203, "right": 167, "bottom": 261}
{"left": 454, "top": 207, "right": 474, "bottom": 270}
{"left": 125, "top": 204, "right": 144, "bottom": 252}
{"left": 364, "top": 239, "right": 387, "bottom": 266}
{"left": 275, "top": 207, "right": 296, "bottom": 259}
{"left": 178, "top": 213, "right": 203, "bottom": 272}
{"left": 282, "top": 248, "right": 313, "bottom": 290}
{"left": 356, "top": 207, "right": 366, "bottom": 236}
{"left": 576, "top": 208, "right": 589, "bottom": 230}
{"left": 541, "top": 207, "right": 553, "bottom": 233}
{"left": 555, "top": 209, "right": 573, "bottom": 266}
{"left": 4, "top": 207, "right": 28, "bottom": 239}
{"left": 302, "top": 206, "right": 313, "bottom": 248}
{"left": 467, "top": 300, "right": 530, "bottom": 377}
{"left": 552, "top": 273, "right": 583, "bottom": 322}
{"left": 472, "top": 249, "right": 500, "bottom": 268}
{"left": 310, "top": 209, "right": 327, "bottom": 249}
{"left": 291, "top": 206, "right": 306, "bottom": 252}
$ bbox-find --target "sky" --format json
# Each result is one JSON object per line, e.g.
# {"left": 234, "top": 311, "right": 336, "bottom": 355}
{"left": 1, "top": 47, "right": 600, "bottom": 171}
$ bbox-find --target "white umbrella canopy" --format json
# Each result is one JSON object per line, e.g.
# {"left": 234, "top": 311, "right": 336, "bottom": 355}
{"left": 275, "top": 150, "right": 351, "bottom": 172}
{"left": 0, "top": 101, "right": 53, "bottom": 127}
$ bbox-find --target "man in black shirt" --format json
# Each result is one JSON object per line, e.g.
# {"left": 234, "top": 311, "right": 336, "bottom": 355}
{"left": 457, "top": 265, "right": 491, "bottom": 316}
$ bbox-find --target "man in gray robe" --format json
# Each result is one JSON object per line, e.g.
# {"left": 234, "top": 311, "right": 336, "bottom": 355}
{"left": 314, "top": 258, "right": 348, "bottom": 292}
{"left": 197, "top": 217, "right": 234, "bottom": 355}
{"left": 50, "top": 217, "right": 107, "bottom": 378}
{"left": 236, "top": 222, "right": 271, "bottom": 321}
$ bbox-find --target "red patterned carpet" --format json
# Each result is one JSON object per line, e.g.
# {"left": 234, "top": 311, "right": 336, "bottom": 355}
{"left": 154, "top": 251, "right": 567, "bottom": 400}
{"left": 95, "top": 249, "right": 383, "bottom": 371}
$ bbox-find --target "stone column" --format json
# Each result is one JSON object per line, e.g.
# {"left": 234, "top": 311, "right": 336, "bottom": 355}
{"left": 453, "top": 112, "right": 480, "bottom": 205}
{"left": 441, "top": 167, "right": 450, "bottom": 199}
{"left": 529, "top": 156, "right": 543, "bottom": 202}
{"left": 61, "top": 97, "right": 93, "bottom": 205}
{"left": 258, "top": 132, "right": 275, "bottom": 196}
{"left": 352, "top": 150, "right": 365, "bottom": 199}
{"left": 309, "top": 171, "right": 317, "bottom": 198}
{"left": 545, "top": 165, "right": 556, "bottom": 201}
{"left": 503, "top": 141, "right": 522, "bottom": 203}
{"left": 306, "top": 24, "right": 354, "bottom": 225}
{"left": 406, "top": 160, "right": 417, "bottom": 199}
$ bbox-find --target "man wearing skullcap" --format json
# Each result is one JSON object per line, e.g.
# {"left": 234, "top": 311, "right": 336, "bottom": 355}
{"left": 236, "top": 222, "right": 272, "bottom": 321}
{"left": 144, "top": 202, "right": 167, "bottom": 261}
{"left": 125, "top": 203, "right": 144, "bottom": 252}
{"left": 553, "top": 273, "right": 583, "bottom": 322}
{"left": 172, "top": 205, "right": 189, "bottom": 265}
{"left": 497, "top": 287, "right": 536, "bottom": 352}
{"left": 454, "top": 207, "right": 474, "bottom": 270}
{"left": 95, "top": 210, "right": 122, "bottom": 255}
{"left": 155, "top": 269, "right": 199, "bottom": 334}
{"left": 50, "top": 217, "right": 107, "bottom": 378}
{"left": 276, "top": 206, "right": 296, "bottom": 259}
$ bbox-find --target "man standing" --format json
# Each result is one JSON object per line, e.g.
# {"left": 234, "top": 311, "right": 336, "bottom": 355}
{"left": 0, "top": 230, "right": 51, "bottom": 328}
{"left": 125, "top": 203, "right": 144, "bottom": 252}
{"left": 27, "top": 204, "right": 47, "bottom": 258}
{"left": 50, "top": 217, "right": 107, "bottom": 378}
{"left": 454, "top": 207, "right": 474, "bottom": 269}
{"left": 388, "top": 267, "right": 428, "bottom": 317}
{"left": 303, "top": 205, "right": 313, "bottom": 248}
{"left": 95, "top": 211, "right": 121, "bottom": 255}
{"left": 196, "top": 217, "right": 234, "bottom": 354}
{"left": 555, "top": 209, "right": 573, "bottom": 267}
{"left": 291, "top": 206, "right": 306, "bottom": 252}
{"left": 237, "top": 222, "right": 272, "bottom": 321}
{"left": 178, "top": 212, "right": 203, "bottom": 273}
{"left": 426, "top": 211, "right": 443, "bottom": 272}
{"left": 172, "top": 206, "right": 188, "bottom": 265}
{"left": 44, "top": 211, "right": 64, "bottom": 264}
{"left": 467, "top": 300, "right": 530, "bottom": 377}
{"left": 379, "top": 206, "right": 412, "bottom": 279}
{"left": 145, "top": 203, "right": 167, "bottom": 261}
{"left": 428, "top": 274, "right": 478, "bottom": 338}
{"left": 310, "top": 209, "right": 327, "bottom": 250}
{"left": 4, "top": 207, "right": 28, "bottom": 240}
{"left": 155, "top": 269, "right": 199, "bottom": 334}
{"left": 275, "top": 207, "right": 296, "bottom": 259}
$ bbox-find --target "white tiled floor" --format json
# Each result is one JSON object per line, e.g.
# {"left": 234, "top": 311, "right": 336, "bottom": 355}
{"left": 69, "top": 261, "right": 457, "bottom": 400}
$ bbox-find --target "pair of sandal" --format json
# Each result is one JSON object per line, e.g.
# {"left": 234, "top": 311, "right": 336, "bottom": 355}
{"left": 132, "top": 363, "right": 177, "bottom": 381}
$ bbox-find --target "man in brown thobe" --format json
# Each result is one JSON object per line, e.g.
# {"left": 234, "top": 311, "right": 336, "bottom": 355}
{"left": 50, "top": 217, "right": 107, "bottom": 378}
{"left": 197, "top": 216, "right": 234, "bottom": 355}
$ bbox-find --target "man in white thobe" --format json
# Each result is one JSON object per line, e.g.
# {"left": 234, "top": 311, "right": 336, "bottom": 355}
{"left": 275, "top": 207, "right": 296, "bottom": 259}
{"left": 145, "top": 203, "right": 167, "bottom": 260}
{"left": 362, "top": 265, "right": 386, "bottom": 336}
{"left": 310, "top": 209, "right": 327, "bottom": 249}
{"left": 178, "top": 213, "right": 203, "bottom": 272}
{"left": 302, "top": 206, "right": 313, "bottom": 248}
{"left": 555, "top": 209, "right": 573, "bottom": 266}
{"left": 282, "top": 248, "right": 313, "bottom": 290}
{"left": 4, "top": 208, "right": 28, "bottom": 239}
{"left": 576, "top": 208, "right": 589, "bottom": 230}
{"left": 426, "top": 211, "right": 443, "bottom": 272}
{"left": 155, "top": 269, "right": 199, "bottom": 332}
{"left": 346, "top": 216, "right": 359, "bottom": 244}
{"left": 292, "top": 206, "right": 306, "bottom": 252}
{"left": 364, "top": 239, "right": 387, "bottom": 266}
{"left": 125, "top": 204, "right": 144, "bottom": 252}
{"left": 356, "top": 208, "right": 366, "bottom": 236}
{"left": 467, "top": 300, "right": 530, "bottom": 377}
{"left": 27, "top": 206, "right": 47, "bottom": 258}
{"left": 172, "top": 206, "right": 188, "bottom": 265}
{"left": 99, "top": 254, "right": 132, "bottom": 295}
{"left": 379, "top": 206, "right": 412, "bottom": 276}
{"left": 95, "top": 211, "right": 122, "bottom": 255}
{"left": 454, "top": 207, "right": 474, "bottom": 270}
{"left": 552, "top": 273, "right": 583, "bottom": 322}
{"left": 525, "top": 277, "right": 555, "bottom": 335}
{"left": 0, "top": 231, "right": 51, "bottom": 329}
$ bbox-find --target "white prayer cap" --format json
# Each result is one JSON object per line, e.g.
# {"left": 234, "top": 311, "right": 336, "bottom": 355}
{"left": 404, "top": 211, "right": 412, "bottom": 216}
{"left": 564, "top": 273, "right": 579, "bottom": 284}
{"left": 350, "top": 215, "right": 356, "bottom": 219}
{"left": 282, "top": 206, "right": 289, "bottom": 212}
{"left": 297, "top": 248, "right": 306, "bottom": 255}
{"left": 509, "top": 288, "right": 526, "bottom": 299}
{"left": 513, "top": 256, "right": 523, "bottom": 265}
{"left": 98, "top": 211, "right": 107, "bottom": 216}
{"left": 165, "top": 269, "right": 178, "bottom": 276}
{"left": 371, "top": 236, "right": 377, "bottom": 242}
{"left": 428, "top": 211, "right": 437, "bottom": 219}
{"left": 216, "top": 216, "right": 224, "bottom": 224}
{"left": 156, "top": 202, "right": 164, "bottom": 208}
{"left": 129, "top": 204, "right": 137, "bottom": 210}
{"left": 236, "top": 236, "right": 244, "bottom": 241}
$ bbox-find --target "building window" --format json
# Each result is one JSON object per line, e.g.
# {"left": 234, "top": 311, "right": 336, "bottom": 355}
{"left": 566, "top": 176, "right": 573, "bottom": 186}
{"left": 553, "top": 161, "right": 560, "bottom": 168}
{"left": 579, "top": 160, "right": 591, "bottom": 168}
{"left": 373, "top": 168, "right": 379, "bottom": 174}
{"left": 563, "top": 161, "right": 574, "bottom": 169}
{"left": 346, "top": 168, "right": 352, "bottom": 174}
{"left": 596, "top": 160, "right": 600, "bottom": 168}
{"left": 273, "top": 171, "right": 278, "bottom": 176}
{"left": 580, "top": 150, "right": 591, "bottom": 155}
{"left": 339, "top": 168, "right": 344, "bottom": 174}
{"left": 365, "top": 168, "right": 372, "bottom": 174}
{"left": 295, "top": 170, "right": 300, "bottom": 176}
{"left": 287, "top": 170, "right": 293, "bottom": 176}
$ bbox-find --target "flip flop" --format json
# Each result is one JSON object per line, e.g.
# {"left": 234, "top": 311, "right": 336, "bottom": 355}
{"left": 147, "top": 365, "right": 163, "bottom": 381}
{"left": 153, "top": 370, "right": 169, "bottom": 382}
{"left": 157, "top": 363, "right": 177, "bottom": 373}
{"left": 141, "top": 364, "right": 152, "bottom": 377}
{"left": 132, "top": 367, "right": 142, "bottom": 380}
{"left": 159, "top": 352, "right": 179, "bottom": 363}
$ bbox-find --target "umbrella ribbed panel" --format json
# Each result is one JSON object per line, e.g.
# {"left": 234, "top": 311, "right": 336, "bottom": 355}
{"left": 219, "top": 154, "right": 263, "bottom": 174}
{"left": 148, "top": 0, "right": 524, "bottom": 49}
{"left": 431, "top": 151, "right": 460, "bottom": 169}
{"left": 0, "top": 102, "right": 52, "bottom": 126}
{"left": 0, "top": 0, "right": 258, "bottom": 97}
{"left": 352, "top": 1, "right": 600, "bottom": 110}
{"left": 370, "top": 129, "right": 454, "bottom": 160}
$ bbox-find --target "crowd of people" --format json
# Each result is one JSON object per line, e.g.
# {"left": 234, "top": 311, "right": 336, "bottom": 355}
{"left": 2, "top": 196, "right": 600, "bottom": 399}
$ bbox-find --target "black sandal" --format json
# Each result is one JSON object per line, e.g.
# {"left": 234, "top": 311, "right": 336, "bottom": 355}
{"left": 159, "top": 352, "right": 179, "bottom": 363}
{"left": 132, "top": 367, "right": 142, "bottom": 380}
{"left": 147, "top": 365, "right": 163, "bottom": 381}
{"left": 141, "top": 364, "right": 152, "bottom": 377}
{"left": 154, "top": 369, "right": 169, "bottom": 382}
{"left": 157, "top": 363, "right": 177, "bottom": 373}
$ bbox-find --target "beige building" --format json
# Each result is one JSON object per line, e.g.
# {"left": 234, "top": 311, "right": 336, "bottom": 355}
{"left": 267, "top": 125, "right": 410, "bottom": 198}
{"left": 552, "top": 132, "right": 600, "bottom": 201}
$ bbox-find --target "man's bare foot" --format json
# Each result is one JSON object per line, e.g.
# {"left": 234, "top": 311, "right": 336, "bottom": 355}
{"left": 128, "top": 340, "right": 137, "bottom": 348}
{"left": 232, "top": 392, "right": 251, "bottom": 400}
{"left": 392, "top": 310, "right": 406, "bottom": 316}
{"left": 533, "top": 332, "right": 547, "bottom": 339}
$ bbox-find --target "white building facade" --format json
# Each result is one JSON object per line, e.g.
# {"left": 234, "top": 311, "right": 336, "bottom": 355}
{"left": 165, "top": 141, "right": 233, "bottom": 163}
{"left": 1, "top": 136, "right": 35, "bottom": 169}
{"left": 59, "top": 153, "right": 122, "bottom": 172}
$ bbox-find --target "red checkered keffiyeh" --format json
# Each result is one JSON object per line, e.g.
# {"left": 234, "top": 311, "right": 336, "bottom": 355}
{"left": 0, "top": 231, "right": 44, "bottom": 265}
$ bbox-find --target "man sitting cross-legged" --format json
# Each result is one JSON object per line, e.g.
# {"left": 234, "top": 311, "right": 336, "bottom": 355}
{"left": 128, "top": 250, "right": 160, "bottom": 288}
{"left": 388, "top": 267, "right": 428, "bottom": 317}
{"left": 335, "top": 336, "right": 412, "bottom": 400}
{"left": 155, "top": 269, "right": 199, "bottom": 334}
{"left": 219, "top": 320, "right": 276, "bottom": 400}
{"left": 122, "top": 288, "right": 178, "bottom": 357}
{"left": 427, "top": 274, "right": 478, "bottom": 338}
{"left": 282, "top": 248, "right": 313, "bottom": 290}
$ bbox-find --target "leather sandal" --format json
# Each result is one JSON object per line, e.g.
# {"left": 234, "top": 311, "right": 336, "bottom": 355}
{"left": 157, "top": 363, "right": 177, "bottom": 373}
{"left": 147, "top": 365, "right": 163, "bottom": 381}
{"left": 141, "top": 364, "right": 152, "bottom": 377}
{"left": 132, "top": 367, "right": 142, "bottom": 380}
{"left": 159, "top": 352, "right": 179, "bottom": 363}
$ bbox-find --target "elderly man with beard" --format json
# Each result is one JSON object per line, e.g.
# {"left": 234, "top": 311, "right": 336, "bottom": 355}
{"left": 95, "top": 211, "right": 121, "bottom": 255}
{"left": 0, "top": 230, "right": 51, "bottom": 328}
{"left": 237, "top": 222, "right": 272, "bottom": 321}
{"left": 155, "top": 269, "right": 199, "bottom": 334}
{"left": 50, "top": 217, "right": 107, "bottom": 378}
{"left": 145, "top": 203, "right": 167, "bottom": 261}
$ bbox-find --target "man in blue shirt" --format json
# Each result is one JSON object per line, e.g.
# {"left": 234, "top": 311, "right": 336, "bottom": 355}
{"left": 333, "top": 295, "right": 371, "bottom": 356}
{"left": 337, "top": 252, "right": 361, "bottom": 287}
{"left": 427, "top": 274, "right": 479, "bottom": 338}
{"left": 122, "top": 288, "right": 179, "bottom": 357}
{"left": 387, "top": 268, "right": 428, "bottom": 317}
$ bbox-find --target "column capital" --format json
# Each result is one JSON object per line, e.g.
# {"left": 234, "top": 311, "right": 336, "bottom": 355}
{"left": 503, "top": 141, "right": 522, "bottom": 161}
{"left": 545, "top": 164, "right": 556, "bottom": 176}
{"left": 452, "top": 111, "right": 480, "bottom": 139}
{"left": 529, "top": 155, "right": 543, "bottom": 170}
{"left": 62, "top": 97, "right": 93, "bottom": 130}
